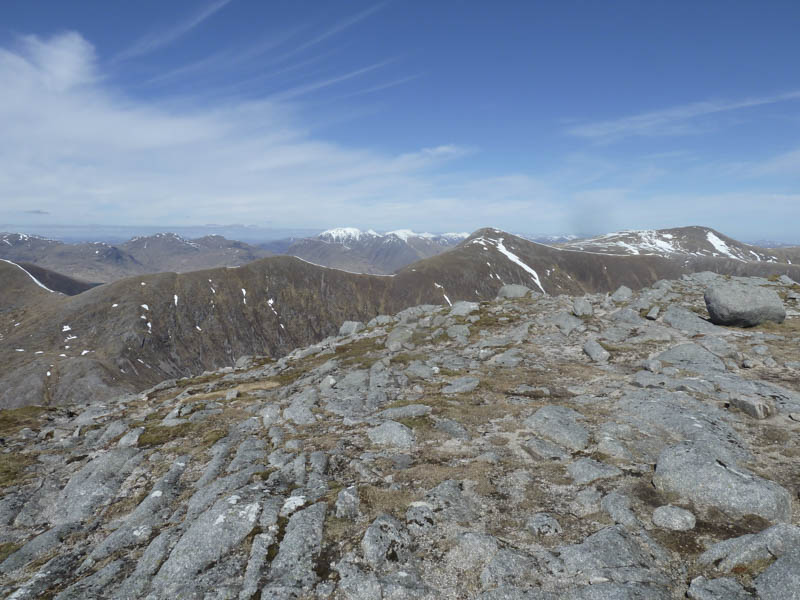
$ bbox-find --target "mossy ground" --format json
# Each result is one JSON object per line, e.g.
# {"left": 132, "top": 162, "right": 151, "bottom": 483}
{"left": 0, "top": 406, "right": 47, "bottom": 436}
{"left": 0, "top": 541, "right": 21, "bottom": 563}
{"left": 0, "top": 452, "right": 35, "bottom": 488}
{"left": 137, "top": 421, "right": 227, "bottom": 451}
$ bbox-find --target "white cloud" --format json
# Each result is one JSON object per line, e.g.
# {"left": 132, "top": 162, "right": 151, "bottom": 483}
{"left": 567, "top": 90, "right": 800, "bottom": 142}
{"left": 0, "top": 32, "right": 551, "bottom": 232}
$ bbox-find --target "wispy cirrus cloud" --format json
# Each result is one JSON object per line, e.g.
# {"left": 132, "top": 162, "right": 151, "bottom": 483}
{"left": 750, "top": 147, "right": 800, "bottom": 175}
{"left": 275, "top": 2, "right": 389, "bottom": 63}
{"left": 567, "top": 90, "right": 800, "bottom": 142}
{"left": 115, "top": 0, "right": 234, "bottom": 61}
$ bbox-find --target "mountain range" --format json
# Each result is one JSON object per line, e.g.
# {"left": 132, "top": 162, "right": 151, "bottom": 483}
{"left": 3, "top": 225, "right": 800, "bottom": 409}
{"left": 0, "top": 228, "right": 469, "bottom": 283}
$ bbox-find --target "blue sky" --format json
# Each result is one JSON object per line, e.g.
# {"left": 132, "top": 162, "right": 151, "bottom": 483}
{"left": 1, "top": 1, "right": 800, "bottom": 239}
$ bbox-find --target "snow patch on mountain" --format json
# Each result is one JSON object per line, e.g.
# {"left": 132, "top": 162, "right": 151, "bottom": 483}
{"left": 495, "top": 238, "right": 546, "bottom": 294}
{"left": 706, "top": 231, "right": 740, "bottom": 260}
{"left": 0, "top": 258, "right": 55, "bottom": 292}
{"left": 318, "top": 228, "right": 380, "bottom": 243}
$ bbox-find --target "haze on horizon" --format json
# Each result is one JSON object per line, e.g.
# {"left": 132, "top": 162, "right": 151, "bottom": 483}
{"left": 1, "top": 1, "right": 799, "bottom": 241}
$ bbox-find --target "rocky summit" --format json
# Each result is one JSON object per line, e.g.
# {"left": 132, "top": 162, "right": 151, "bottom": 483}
{"left": 1, "top": 271, "right": 800, "bottom": 599}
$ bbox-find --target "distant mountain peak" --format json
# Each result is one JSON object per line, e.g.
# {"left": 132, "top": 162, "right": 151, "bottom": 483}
{"left": 318, "top": 227, "right": 469, "bottom": 244}
{"left": 318, "top": 227, "right": 382, "bottom": 243}
{"left": 560, "top": 225, "right": 785, "bottom": 263}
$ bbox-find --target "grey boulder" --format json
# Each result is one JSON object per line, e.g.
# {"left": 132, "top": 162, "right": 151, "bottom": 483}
{"left": 583, "top": 340, "right": 610, "bottom": 363}
{"left": 572, "top": 296, "right": 593, "bottom": 317}
{"left": 652, "top": 505, "right": 695, "bottom": 531}
{"left": 367, "top": 420, "right": 416, "bottom": 448}
{"left": 450, "top": 301, "right": 480, "bottom": 317}
{"left": 340, "top": 321, "right": 366, "bottom": 336}
{"left": 704, "top": 283, "right": 786, "bottom": 327}
{"left": 610, "top": 286, "right": 633, "bottom": 302}
{"left": 442, "top": 376, "right": 480, "bottom": 394}
{"left": 362, "top": 514, "right": 412, "bottom": 568}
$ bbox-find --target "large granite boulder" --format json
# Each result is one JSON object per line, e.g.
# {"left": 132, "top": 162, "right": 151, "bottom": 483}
{"left": 704, "top": 283, "right": 786, "bottom": 327}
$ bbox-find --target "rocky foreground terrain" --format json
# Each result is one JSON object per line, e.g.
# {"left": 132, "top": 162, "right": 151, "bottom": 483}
{"left": 2, "top": 272, "right": 800, "bottom": 598}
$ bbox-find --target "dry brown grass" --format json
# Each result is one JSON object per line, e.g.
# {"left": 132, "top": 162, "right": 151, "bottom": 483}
{"left": 136, "top": 416, "right": 229, "bottom": 453}
{"left": 334, "top": 337, "right": 384, "bottom": 368}
{"left": 393, "top": 458, "right": 496, "bottom": 497}
{"left": 0, "top": 405, "right": 48, "bottom": 436}
{"left": 235, "top": 381, "right": 280, "bottom": 394}
{"left": 0, "top": 541, "right": 21, "bottom": 563}
{"left": 0, "top": 451, "right": 35, "bottom": 489}
{"left": 103, "top": 488, "right": 150, "bottom": 522}
{"left": 359, "top": 484, "right": 417, "bottom": 518}
{"left": 390, "top": 352, "right": 426, "bottom": 366}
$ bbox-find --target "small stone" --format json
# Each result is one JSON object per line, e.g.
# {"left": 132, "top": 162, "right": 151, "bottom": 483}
{"left": 567, "top": 458, "right": 622, "bottom": 484}
{"left": 335, "top": 486, "right": 360, "bottom": 520}
{"left": 378, "top": 404, "right": 432, "bottom": 419}
{"left": 386, "top": 326, "right": 414, "bottom": 351}
{"left": 260, "top": 404, "right": 281, "bottom": 428}
{"left": 496, "top": 284, "right": 532, "bottom": 299}
{"left": 117, "top": 427, "right": 144, "bottom": 448}
{"left": 572, "top": 488, "right": 602, "bottom": 517}
{"left": 646, "top": 305, "right": 660, "bottom": 320}
{"left": 572, "top": 296, "right": 593, "bottom": 317}
{"left": 339, "top": 321, "right": 365, "bottom": 336}
{"left": 526, "top": 513, "right": 562, "bottom": 536}
{"left": 362, "top": 515, "right": 411, "bottom": 568}
{"left": 652, "top": 505, "right": 696, "bottom": 531}
{"left": 442, "top": 376, "right": 480, "bottom": 394}
{"left": 435, "top": 418, "right": 470, "bottom": 440}
{"left": 406, "top": 502, "right": 435, "bottom": 535}
{"left": 450, "top": 301, "right": 479, "bottom": 317}
{"left": 643, "top": 359, "right": 662, "bottom": 373}
{"left": 446, "top": 324, "right": 471, "bottom": 342}
{"left": 601, "top": 492, "right": 640, "bottom": 528}
{"left": 583, "top": 339, "right": 610, "bottom": 363}
{"left": 729, "top": 395, "right": 776, "bottom": 420}
{"left": 611, "top": 285, "right": 633, "bottom": 302}
{"left": 367, "top": 421, "right": 415, "bottom": 448}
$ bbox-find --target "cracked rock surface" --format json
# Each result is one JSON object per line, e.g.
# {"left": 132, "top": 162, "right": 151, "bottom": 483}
{"left": 1, "top": 271, "right": 800, "bottom": 598}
